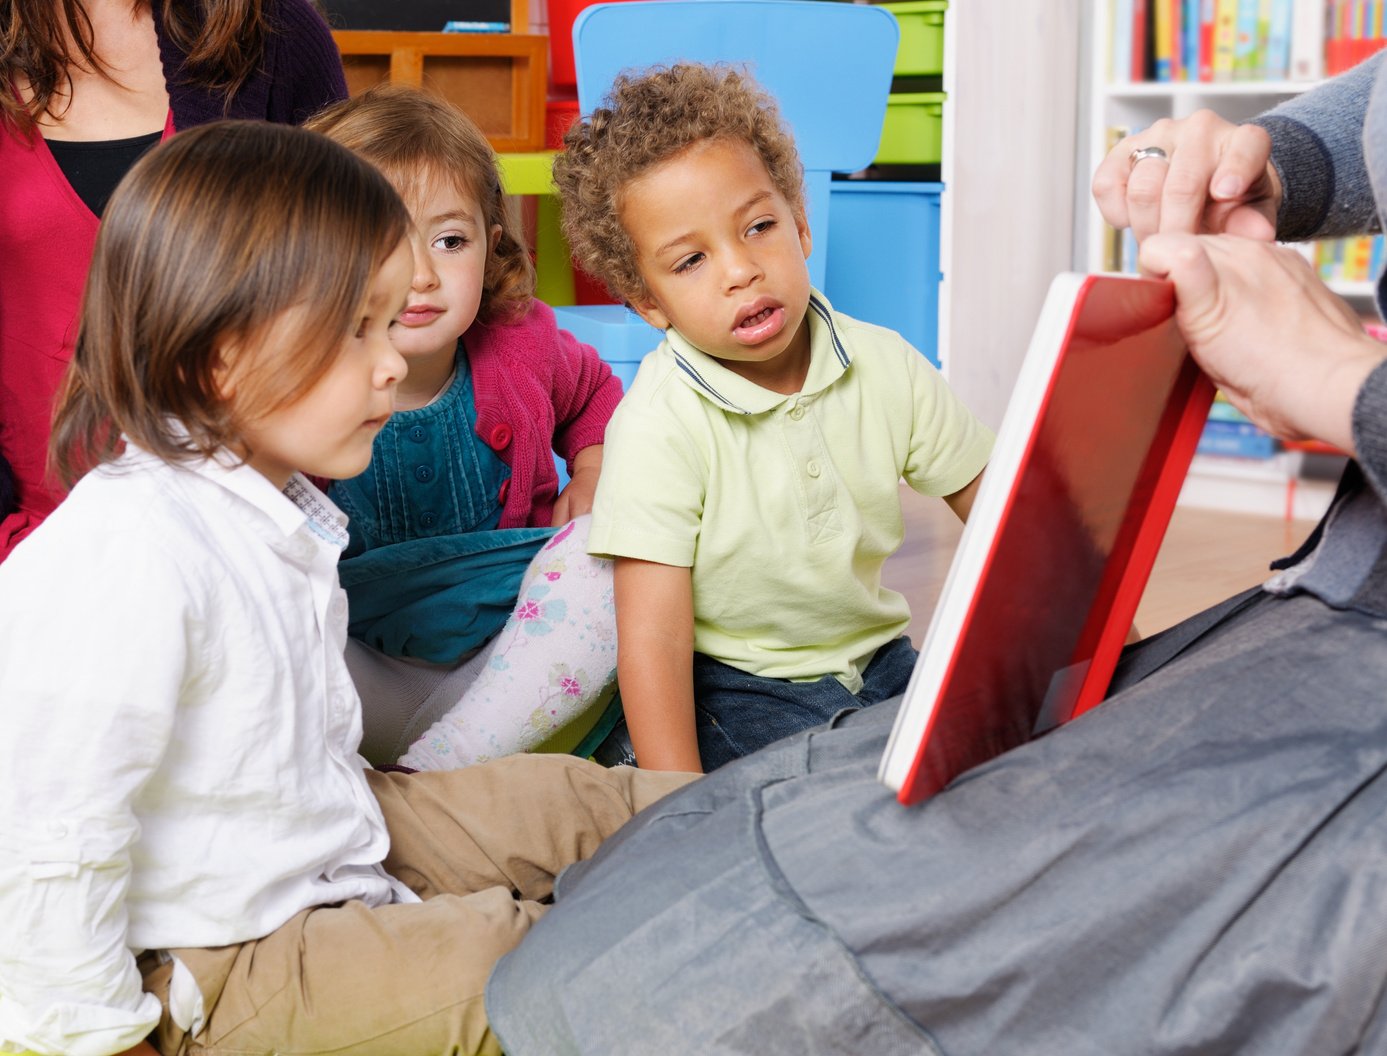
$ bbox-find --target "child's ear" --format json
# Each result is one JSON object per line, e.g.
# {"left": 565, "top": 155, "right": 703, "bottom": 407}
{"left": 211, "top": 342, "right": 237, "bottom": 402}
{"left": 628, "top": 294, "right": 671, "bottom": 332}
{"left": 796, "top": 211, "right": 813, "bottom": 261}
{"left": 488, "top": 224, "right": 502, "bottom": 254}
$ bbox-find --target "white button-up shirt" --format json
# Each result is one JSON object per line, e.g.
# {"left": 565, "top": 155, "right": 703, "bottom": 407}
{"left": 0, "top": 448, "right": 414, "bottom": 1056}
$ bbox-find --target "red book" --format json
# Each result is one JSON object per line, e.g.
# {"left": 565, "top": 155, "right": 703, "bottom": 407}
{"left": 1200, "top": 0, "right": 1217, "bottom": 80}
{"left": 878, "top": 274, "right": 1215, "bottom": 806}
{"left": 1133, "top": 0, "right": 1150, "bottom": 78}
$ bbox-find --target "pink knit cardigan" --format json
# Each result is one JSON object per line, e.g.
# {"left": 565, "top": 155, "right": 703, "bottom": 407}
{"left": 466, "top": 298, "right": 624, "bottom": 529}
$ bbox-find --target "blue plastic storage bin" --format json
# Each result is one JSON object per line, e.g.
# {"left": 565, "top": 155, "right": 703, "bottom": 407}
{"left": 549, "top": 304, "right": 664, "bottom": 487}
{"left": 551, "top": 304, "right": 662, "bottom": 392}
{"left": 823, "top": 181, "right": 942, "bottom": 366}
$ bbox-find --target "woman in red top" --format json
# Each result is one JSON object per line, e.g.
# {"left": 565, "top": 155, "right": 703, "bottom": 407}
{"left": 0, "top": 0, "right": 347, "bottom": 560}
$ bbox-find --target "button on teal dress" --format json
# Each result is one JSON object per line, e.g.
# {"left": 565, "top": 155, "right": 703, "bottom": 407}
{"left": 330, "top": 353, "right": 555, "bottom": 664}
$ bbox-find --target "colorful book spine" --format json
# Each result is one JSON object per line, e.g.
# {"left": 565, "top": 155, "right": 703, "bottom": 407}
{"left": 1155, "top": 0, "right": 1175, "bottom": 78}
{"left": 1290, "top": 0, "right": 1326, "bottom": 79}
{"left": 1113, "top": 0, "right": 1135, "bottom": 81}
{"left": 1264, "top": 0, "right": 1293, "bottom": 77}
{"left": 1349, "top": 235, "right": 1374, "bottom": 279}
{"left": 1234, "top": 0, "right": 1263, "bottom": 77}
{"left": 1199, "top": 0, "right": 1218, "bottom": 78}
{"left": 1170, "top": 0, "right": 1186, "bottom": 78}
{"left": 1185, "top": 0, "right": 1203, "bottom": 78}
{"left": 1213, "top": 0, "right": 1241, "bottom": 79}
{"left": 1133, "top": 0, "right": 1150, "bottom": 79}
{"left": 1198, "top": 419, "right": 1278, "bottom": 459}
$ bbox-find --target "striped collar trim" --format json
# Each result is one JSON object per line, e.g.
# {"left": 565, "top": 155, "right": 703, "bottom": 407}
{"left": 663, "top": 288, "right": 852, "bottom": 414}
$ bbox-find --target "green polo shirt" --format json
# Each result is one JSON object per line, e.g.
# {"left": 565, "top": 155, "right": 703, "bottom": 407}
{"left": 589, "top": 291, "right": 993, "bottom": 692}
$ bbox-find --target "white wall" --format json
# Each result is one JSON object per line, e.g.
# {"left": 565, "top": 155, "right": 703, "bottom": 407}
{"left": 940, "top": 2, "right": 1084, "bottom": 430}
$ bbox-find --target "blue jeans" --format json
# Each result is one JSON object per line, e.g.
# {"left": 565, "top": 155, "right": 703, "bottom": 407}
{"left": 593, "top": 634, "right": 917, "bottom": 771}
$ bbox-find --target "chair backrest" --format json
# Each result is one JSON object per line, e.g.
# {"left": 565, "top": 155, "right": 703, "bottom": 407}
{"left": 571, "top": 0, "right": 899, "bottom": 289}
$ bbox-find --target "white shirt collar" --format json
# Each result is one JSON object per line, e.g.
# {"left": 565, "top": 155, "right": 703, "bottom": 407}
{"left": 120, "top": 442, "right": 349, "bottom": 550}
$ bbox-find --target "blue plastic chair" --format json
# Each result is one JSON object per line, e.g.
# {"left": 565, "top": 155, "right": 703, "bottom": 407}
{"left": 551, "top": 0, "right": 899, "bottom": 363}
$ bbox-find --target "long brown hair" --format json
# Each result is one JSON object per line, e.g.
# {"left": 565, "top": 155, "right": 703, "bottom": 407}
{"left": 306, "top": 84, "right": 536, "bottom": 325}
{"left": 0, "top": 0, "right": 269, "bottom": 134}
{"left": 49, "top": 119, "right": 409, "bottom": 486}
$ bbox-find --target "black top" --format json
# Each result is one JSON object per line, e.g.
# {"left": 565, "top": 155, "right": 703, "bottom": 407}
{"left": 45, "top": 130, "right": 163, "bottom": 217}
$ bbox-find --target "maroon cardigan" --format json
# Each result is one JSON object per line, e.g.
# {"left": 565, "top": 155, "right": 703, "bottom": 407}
{"left": 466, "top": 299, "right": 625, "bottom": 528}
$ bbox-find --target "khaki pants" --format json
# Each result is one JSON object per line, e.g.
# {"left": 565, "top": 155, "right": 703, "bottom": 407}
{"left": 139, "top": 754, "right": 694, "bottom": 1055}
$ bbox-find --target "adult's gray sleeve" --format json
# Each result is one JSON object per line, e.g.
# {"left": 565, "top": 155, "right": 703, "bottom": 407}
{"left": 1353, "top": 358, "right": 1387, "bottom": 502}
{"left": 1248, "top": 51, "right": 1385, "bottom": 241}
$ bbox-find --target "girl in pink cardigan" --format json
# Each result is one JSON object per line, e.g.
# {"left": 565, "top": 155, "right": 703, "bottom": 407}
{"left": 308, "top": 87, "right": 625, "bottom": 770}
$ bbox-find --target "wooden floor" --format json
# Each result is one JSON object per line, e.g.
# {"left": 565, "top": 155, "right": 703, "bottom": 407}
{"left": 883, "top": 483, "right": 1319, "bottom": 647}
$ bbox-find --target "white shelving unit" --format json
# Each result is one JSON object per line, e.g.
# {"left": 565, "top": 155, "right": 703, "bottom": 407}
{"left": 1078, "top": 0, "right": 1350, "bottom": 521}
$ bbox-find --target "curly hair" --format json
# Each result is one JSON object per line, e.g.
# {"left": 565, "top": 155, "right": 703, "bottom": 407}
{"left": 306, "top": 84, "right": 535, "bottom": 325}
{"left": 553, "top": 63, "right": 804, "bottom": 304}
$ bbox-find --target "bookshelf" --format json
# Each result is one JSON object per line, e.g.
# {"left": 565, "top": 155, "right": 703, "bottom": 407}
{"left": 1079, "top": 0, "right": 1356, "bottom": 520}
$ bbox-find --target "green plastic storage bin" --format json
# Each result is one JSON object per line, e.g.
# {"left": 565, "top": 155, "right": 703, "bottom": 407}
{"left": 876, "top": 91, "right": 945, "bottom": 165}
{"left": 879, "top": 0, "right": 947, "bottom": 77}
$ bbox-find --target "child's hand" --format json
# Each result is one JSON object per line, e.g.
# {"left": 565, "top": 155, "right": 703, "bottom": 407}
{"left": 552, "top": 445, "right": 603, "bottom": 526}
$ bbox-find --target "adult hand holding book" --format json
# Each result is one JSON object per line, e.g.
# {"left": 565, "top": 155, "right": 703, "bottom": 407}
{"left": 1141, "top": 233, "right": 1387, "bottom": 456}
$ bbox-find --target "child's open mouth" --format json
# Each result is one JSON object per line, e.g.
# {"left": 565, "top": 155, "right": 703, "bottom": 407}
{"left": 732, "top": 303, "right": 785, "bottom": 345}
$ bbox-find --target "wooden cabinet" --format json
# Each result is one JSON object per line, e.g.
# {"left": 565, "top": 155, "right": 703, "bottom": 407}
{"left": 332, "top": 29, "right": 548, "bottom": 152}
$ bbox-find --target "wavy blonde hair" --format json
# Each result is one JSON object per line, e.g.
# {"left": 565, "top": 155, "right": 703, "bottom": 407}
{"left": 307, "top": 83, "right": 536, "bottom": 325}
{"left": 553, "top": 63, "right": 804, "bottom": 304}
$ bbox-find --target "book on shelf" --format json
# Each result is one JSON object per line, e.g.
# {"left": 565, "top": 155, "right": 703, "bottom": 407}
{"left": 1134, "top": 0, "right": 1151, "bottom": 79}
{"left": 1264, "top": 0, "right": 1293, "bottom": 77}
{"left": 1155, "top": 0, "right": 1176, "bottom": 79}
{"left": 1102, "top": 125, "right": 1131, "bottom": 273}
{"left": 1213, "top": 0, "right": 1241, "bottom": 79}
{"left": 1325, "top": 0, "right": 1387, "bottom": 74}
{"left": 1314, "top": 234, "right": 1386, "bottom": 281}
{"left": 1290, "top": 0, "right": 1327, "bottom": 78}
{"left": 1200, "top": 397, "right": 1279, "bottom": 458}
{"left": 1234, "top": 0, "right": 1262, "bottom": 77}
{"left": 878, "top": 273, "right": 1215, "bottom": 806}
{"left": 1111, "top": 0, "right": 1331, "bottom": 82}
{"left": 1199, "top": 0, "right": 1218, "bottom": 78}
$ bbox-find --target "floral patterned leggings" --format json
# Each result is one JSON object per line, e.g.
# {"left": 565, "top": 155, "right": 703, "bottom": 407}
{"left": 346, "top": 516, "right": 617, "bottom": 769}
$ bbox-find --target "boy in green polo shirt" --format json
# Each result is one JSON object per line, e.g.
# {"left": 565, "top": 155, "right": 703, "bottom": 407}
{"left": 554, "top": 63, "right": 993, "bottom": 773}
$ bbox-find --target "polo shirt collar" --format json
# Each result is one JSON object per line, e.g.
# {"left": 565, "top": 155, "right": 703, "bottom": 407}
{"left": 663, "top": 289, "right": 852, "bottom": 415}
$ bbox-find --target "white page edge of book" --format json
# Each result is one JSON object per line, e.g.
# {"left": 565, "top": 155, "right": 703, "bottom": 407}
{"left": 878, "top": 271, "right": 1093, "bottom": 793}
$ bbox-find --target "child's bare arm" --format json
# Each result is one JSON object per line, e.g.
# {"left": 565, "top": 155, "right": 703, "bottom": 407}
{"left": 614, "top": 557, "right": 703, "bottom": 772}
{"left": 552, "top": 444, "right": 603, "bottom": 525}
{"left": 943, "top": 468, "right": 985, "bottom": 522}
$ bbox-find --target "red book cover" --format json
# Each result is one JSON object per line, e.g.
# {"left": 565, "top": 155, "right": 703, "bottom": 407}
{"left": 878, "top": 274, "right": 1215, "bottom": 806}
{"left": 1133, "top": 0, "right": 1150, "bottom": 78}
{"left": 1199, "top": 0, "right": 1216, "bottom": 80}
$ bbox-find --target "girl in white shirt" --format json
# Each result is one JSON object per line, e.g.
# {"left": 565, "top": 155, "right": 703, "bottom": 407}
{"left": 0, "top": 120, "right": 691, "bottom": 1056}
